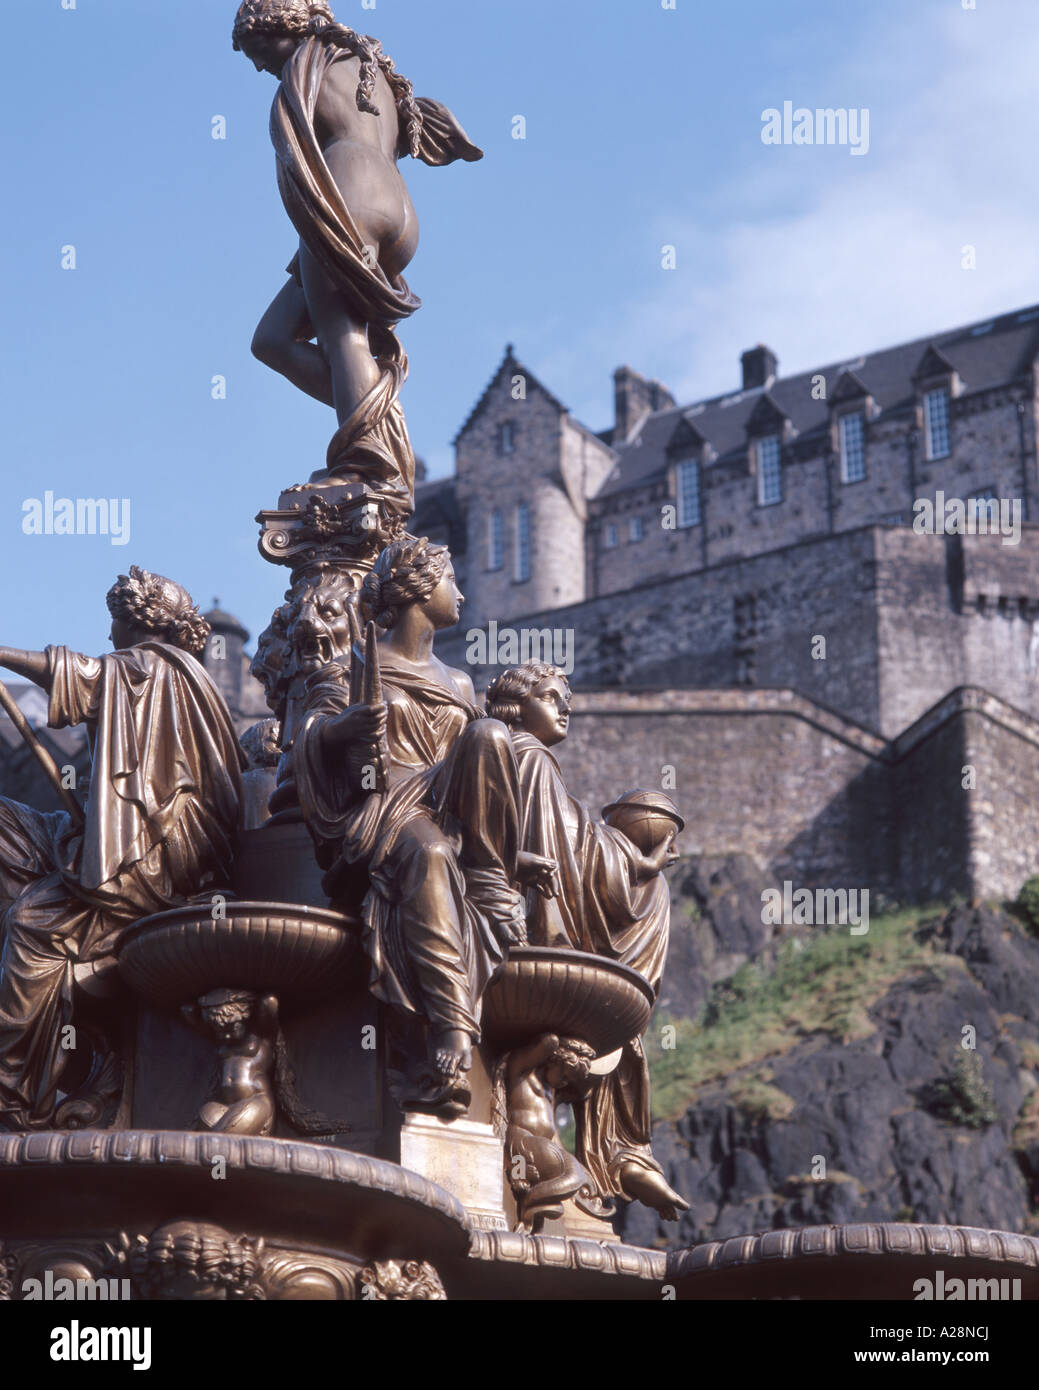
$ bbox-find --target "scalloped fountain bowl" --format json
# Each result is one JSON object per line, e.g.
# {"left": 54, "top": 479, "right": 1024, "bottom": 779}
{"left": 117, "top": 901, "right": 362, "bottom": 1008}
{"left": 482, "top": 947, "right": 654, "bottom": 1056}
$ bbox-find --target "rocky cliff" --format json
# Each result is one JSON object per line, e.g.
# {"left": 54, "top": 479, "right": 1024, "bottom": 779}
{"left": 620, "top": 857, "right": 1039, "bottom": 1250}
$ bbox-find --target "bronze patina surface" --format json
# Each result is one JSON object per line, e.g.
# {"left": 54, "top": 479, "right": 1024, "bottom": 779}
{"left": 3, "top": 1, "right": 1030, "bottom": 1307}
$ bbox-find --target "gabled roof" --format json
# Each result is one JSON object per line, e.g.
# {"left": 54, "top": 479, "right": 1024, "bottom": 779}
{"left": 745, "top": 392, "right": 789, "bottom": 437}
{"left": 830, "top": 368, "right": 871, "bottom": 405}
{"left": 596, "top": 302, "right": 1039, "bottom": 498}
{"left": 665, "top": 416, "right": 707, "bottom": 455}
{"left": 912, "top": 343, "right": 957, "bottom": 382}
{"left": 452, "top": 344, "right": 570, "bottom": 445}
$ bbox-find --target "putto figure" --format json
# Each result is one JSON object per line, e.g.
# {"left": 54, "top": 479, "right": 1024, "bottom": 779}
{"left": 495, "top": 1033, "right": 596, "bottom": 1234}
{"left": 0, "top": 568, "right": 244, "bottom": 1130}
{"left": 232, "top": 0, "right": 482, "bottom": 509}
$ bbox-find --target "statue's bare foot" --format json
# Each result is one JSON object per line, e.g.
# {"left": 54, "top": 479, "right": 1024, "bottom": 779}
{"left": 619, "top": 1162, "right": 690, "bottom": 1221}
{"left": 432, "top": 1028, "right": 472, "bottom": 1079}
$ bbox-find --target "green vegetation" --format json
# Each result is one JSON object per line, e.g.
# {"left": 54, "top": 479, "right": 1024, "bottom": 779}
{"left": 648, "top": 905, "right": 959, "bottom": 1122}
{"left": 729, "top": 1071, "right": 795, "bottom": 1122}
{"left": 1014, "top": 876, "right": 1039, "bottom": 938}
{"left": 921, "top": 1051, "right": 999, "bottom": 1130}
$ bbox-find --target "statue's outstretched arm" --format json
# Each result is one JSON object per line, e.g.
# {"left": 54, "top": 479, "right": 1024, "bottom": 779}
{"left": 0, "top": 648, "right": 51, "bottom": 690}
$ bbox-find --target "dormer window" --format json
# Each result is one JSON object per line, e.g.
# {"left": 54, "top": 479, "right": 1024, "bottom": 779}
{"left": 745, "top": 392, "right": 789, "bottom": 507}
{"left": 839, "top": 412, "right": 866, "bottom": 483}
{"left": 499, "top": 421, "right": 516, "bottom": 456}
{"left": 912, "top": 344, "right": 958, "bottom": 463}
{"left": 923, "top": 387, "right": 950, "bottom": 461}
{"left": 756, "top": 435, "right": 782, "bottom": 506}
{"left": 676, "top": 459, "right": 701, "bottom": 527}
{"left": 487, "top": 508, "right": 503, "bottom": 570}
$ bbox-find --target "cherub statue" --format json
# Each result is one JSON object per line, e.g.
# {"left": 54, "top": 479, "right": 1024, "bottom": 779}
{"left": 494, "top": 1033, "right": 596, "bottom": 1233}
{"left": 182, "top": 990, "right": 279, "bottom": 1135}
{"left": 0, "top": 567, "right": 244, "bottom": 1131}
{"left": 486, "top": 661, "right": 690, "bottom": 1223}
{"left": 232, "top": 0, "right": 482, "bottom": 507}
{"left": 182, "top": 988, "right": 351, "bottom": 1138}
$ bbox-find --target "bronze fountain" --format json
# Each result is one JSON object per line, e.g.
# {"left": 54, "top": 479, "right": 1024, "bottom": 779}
{"left": 0, "top": 0, "right": 1036, "bottom": 1303}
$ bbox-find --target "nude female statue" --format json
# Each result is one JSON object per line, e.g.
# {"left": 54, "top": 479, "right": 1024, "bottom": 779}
{"left": 232, "top": 1, "right": 482, "bottom": 506}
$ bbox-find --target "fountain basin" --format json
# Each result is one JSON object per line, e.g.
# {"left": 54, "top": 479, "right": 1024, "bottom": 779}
{"left": 117, "top": 901, "right": 362, "bottom": 1008}
{"left": 482, "top": 947, "right": 654, "bottom": 1056}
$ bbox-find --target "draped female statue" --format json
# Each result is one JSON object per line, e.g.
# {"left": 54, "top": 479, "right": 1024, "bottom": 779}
{"left": 0, "top": 568, "right": 244, "bottom": 1130}
{"left": 486, "top": 661, "right": 690, "bottom": 1221}
{"left": 293, "top": 538, "right": 554, "bottom": 1116}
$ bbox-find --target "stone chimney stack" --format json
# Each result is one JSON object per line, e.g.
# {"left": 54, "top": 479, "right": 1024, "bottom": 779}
{"left": 741, "top": 345, "right": 778, "bottom": 391}
{"left": 613, "top": 366, "right": 676, "bottom": 443}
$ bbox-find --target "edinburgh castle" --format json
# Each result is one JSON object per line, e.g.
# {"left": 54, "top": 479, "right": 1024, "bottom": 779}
{"left": 8, "top": 301, "right": 1039, "bottom": 908}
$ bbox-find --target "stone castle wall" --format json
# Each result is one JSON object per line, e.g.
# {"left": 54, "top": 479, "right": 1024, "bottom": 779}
{"left": 439, "top": 524, "right": 1039, "bottom": 742}
{"left": 580, "top": 383, "right": 1036, "bottom": 611}
{"left": 550, "top": 686, "right": 1039, "bottom": 907}
{"left": 553, "top": 689, "right": 894, "bottom": 899}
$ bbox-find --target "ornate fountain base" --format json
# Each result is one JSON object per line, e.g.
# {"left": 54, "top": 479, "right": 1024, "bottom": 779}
{"left": 0, "top": 1130, "right": 467, "bottom": 1301}
{"left": 1, "top": 1133, "right": 1036, "bottom": 1299}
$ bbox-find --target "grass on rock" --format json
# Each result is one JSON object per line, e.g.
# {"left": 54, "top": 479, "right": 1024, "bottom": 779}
{"left": 648, "top": 905, "right": 960, "bottom": 1122}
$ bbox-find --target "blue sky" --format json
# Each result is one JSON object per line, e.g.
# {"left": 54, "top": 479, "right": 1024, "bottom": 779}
{"left": 2, "top": 0, "right": 1038, "bottom": 657}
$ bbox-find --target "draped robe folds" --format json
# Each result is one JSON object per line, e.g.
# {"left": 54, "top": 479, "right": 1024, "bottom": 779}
{"left": 510, "top": 730, "right": 671, "bottom": 1198}
{"left": 272, "top": 36, "right": 482, "bottom": 501}
{"left": 294, "top": 652, "right": 522, "bottom": 1041}
{"left": 0, "top": 643, "right": 245, "bottom": 1127}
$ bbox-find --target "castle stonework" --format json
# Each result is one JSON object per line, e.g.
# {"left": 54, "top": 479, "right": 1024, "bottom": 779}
{"left": 414, "top": 304, "right": 1039, "bottom": 906}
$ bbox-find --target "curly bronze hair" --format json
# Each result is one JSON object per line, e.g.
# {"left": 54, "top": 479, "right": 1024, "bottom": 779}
{"left": 106, "top": 566, "right": 210, "bottom": 656}
{"left": 360, "top": 536, "right": 449, "bottom": 630}
{"left": 232, "top": 1, "right": 423, "bottom": 156}
{"left": 485, "top": 662, "right": 570, "bottom": 728}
